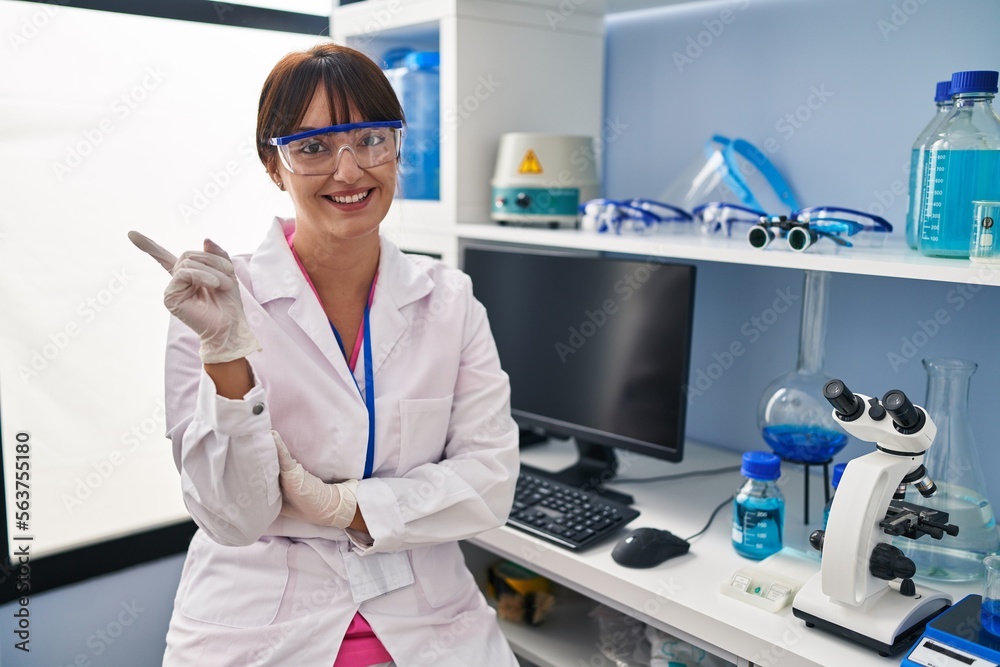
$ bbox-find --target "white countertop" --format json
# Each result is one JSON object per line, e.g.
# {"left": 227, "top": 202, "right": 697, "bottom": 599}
{"left": 469, "top": 438, "right": 982, "bottom": 667}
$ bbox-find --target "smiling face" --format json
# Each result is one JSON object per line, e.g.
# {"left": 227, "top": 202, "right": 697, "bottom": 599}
{"left": 274, "top": 88, "right": 397, "bottom": 241}
{"left": 255, "top": 43, "right": 406, "bottom": 245}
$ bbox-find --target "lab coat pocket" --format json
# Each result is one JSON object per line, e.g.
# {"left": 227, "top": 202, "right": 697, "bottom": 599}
{"left": 178, "top": 532, "right": 290, "bottom": 628}
{"left": 398, "top": 394, "right": 454, "bottom": 473}
{"left": 411, "top": 542, "right": 476, "bottom": 608}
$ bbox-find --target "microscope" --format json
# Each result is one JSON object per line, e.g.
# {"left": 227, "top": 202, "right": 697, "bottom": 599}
{"left": 791, "top": 379, "right": 960, "bottom": 656}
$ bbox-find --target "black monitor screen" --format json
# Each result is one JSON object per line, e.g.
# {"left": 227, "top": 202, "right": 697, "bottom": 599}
{"left": 462, "top": 244, "right": 696, "bottom": 469}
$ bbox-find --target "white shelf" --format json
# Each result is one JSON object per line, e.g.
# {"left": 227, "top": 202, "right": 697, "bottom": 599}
{"left": 497, "top": 589, "right": 604, "bottom": 667}
{"left": 453, "top": 222, "right": 1000, "bottom": 286}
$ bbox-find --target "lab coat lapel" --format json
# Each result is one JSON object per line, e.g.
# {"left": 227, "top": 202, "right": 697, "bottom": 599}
{"left": 370, "top": 236, "right": 434, "bottom": 378}
{"left": 248, "top": 218, "right": 363, "bottom": 395}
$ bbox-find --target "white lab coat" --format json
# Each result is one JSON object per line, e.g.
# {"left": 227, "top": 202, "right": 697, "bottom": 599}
{"left": 161, "top": 218, "right": 521, "bottom": 667}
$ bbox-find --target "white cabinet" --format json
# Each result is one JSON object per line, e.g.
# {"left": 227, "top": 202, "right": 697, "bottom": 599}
{"left": 331, "top": 0, "right": 606, "bottom": 263}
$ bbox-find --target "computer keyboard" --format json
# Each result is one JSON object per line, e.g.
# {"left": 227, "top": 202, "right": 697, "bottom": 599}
{"left": 506, "top": 468, "right": 640, "bottom": 551}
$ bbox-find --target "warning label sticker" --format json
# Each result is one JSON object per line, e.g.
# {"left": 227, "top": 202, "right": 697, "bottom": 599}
{"left": 517, "top": 149, "right": 543, "bottom": 174}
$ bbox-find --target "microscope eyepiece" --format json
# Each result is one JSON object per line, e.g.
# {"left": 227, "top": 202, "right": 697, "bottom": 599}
{"left": 882, "top": 389, "right": 926, "bottom": 434}
{"left": 824, "top": 379, "right": 863, "bottom": 421}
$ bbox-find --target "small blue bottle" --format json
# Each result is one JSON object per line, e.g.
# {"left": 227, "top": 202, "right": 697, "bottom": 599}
{"left": 905, "top": 81, "right": 953, "bottom": 250}
{"left": 919, "top": 70, "right": 1000, "bottom": 258}
{"left": 732, "top": 452, "right": 784, "bottom": 560}
{"left": 821, "top": 462, "right": 848, "bottom": 531}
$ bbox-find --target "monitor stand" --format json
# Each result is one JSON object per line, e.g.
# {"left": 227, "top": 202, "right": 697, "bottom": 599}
{"left": 523, "top": 440, "right": 635, "bottom": 506}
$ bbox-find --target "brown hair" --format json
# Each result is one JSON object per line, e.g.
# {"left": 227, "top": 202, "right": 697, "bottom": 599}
{"left": 256, "top": 42, "right": 404, "bottom": 171}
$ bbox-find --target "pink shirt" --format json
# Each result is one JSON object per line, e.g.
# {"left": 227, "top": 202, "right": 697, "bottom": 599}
{"left": 286, "top": 229, "right": 392, "bottom": 667}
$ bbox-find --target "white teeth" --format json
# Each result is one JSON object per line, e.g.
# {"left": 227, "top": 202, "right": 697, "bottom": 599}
{"left": 331, "top": 190, "right": 369, "bottom": 204}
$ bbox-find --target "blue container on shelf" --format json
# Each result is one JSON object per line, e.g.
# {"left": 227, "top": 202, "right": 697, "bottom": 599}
{"left": 384, "top": 50, "right": 440, "bottom": 201}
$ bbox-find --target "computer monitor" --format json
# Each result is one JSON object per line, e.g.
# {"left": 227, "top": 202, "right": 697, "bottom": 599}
{"left": 461, "top": 242, "right": 696, "bottom": 503}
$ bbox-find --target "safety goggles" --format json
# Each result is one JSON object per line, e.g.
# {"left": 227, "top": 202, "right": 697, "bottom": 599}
{"left": 694, "top": 203, "right": 893, "bottom": 251}
{"left": 269, "top": 120, "right": 403, "bottom": 175}
{"left": 580, "top": 198, "right": 693, "bottom": 234}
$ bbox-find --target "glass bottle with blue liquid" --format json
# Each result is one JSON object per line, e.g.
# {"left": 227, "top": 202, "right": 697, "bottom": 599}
{"left": 821, "top": 462, "right": 848, "bottom": 531}
{"left": 919, "top": 70, "right": 1000, "bottom": 258}
{"left": 732, "top": 451, "right": 784, "bottom": 560}
{"left": 905, "top": 80, "right": 953, "bottom": 250}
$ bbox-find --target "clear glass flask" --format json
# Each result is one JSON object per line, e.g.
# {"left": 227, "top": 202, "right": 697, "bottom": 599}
{"left": 758, "top": 270, "right": 847, "bottom": 464}
{"left": 903, "top": 358, "right": 1000, "bottom": 581}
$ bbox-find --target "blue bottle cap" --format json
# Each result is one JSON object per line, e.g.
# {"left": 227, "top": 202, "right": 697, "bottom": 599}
{"left": 949, "top": 70, "right": 999, "bottom": 95}
{"left": 741, "top": 451, "right": 781, "bottom": 481}
{"left": 934, "top": 80, "right": 952, "bottom": 103}
{"left": 403, "top": 51, "right": 440, "bottom": 70}
{"left": 381, "top": 47, "right": 414, "bottom": 69}
{"left": 832, "top": 462, "right": 848, "bottom": 489}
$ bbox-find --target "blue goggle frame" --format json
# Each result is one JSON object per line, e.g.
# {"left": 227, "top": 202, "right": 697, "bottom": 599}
{"left": 268, "top": 120, "right": 404, "bottom": 146}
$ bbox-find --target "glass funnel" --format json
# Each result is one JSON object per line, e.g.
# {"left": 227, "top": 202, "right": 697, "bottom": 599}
{"left": 758, "top": 270, "right": 847, "bottom": 464}
{"left": 899, "top": 358, "right": 1000, "bottom": 581}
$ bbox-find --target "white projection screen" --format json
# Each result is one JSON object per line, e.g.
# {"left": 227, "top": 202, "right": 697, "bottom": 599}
{"left": 0, "top": 1, "right": 324, "bottom": 561}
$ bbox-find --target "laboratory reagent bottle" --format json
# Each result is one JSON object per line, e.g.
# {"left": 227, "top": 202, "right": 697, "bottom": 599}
{"left": 821, "top": 462, "right": 848, "bottom": 531}
{"left": 906, "top": 81, "right": 953, "bottom": 250}
{"left": 397, "top": 51, "right": 440, "bottom": 201}
{"left": 732, "top": 452, "right": 784, "bottom": 560}
{"left": 919, "top": 70, "right": 1000, "bottom": 258}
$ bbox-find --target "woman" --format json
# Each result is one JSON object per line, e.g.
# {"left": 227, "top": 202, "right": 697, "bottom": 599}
{"left": 131, "top": 42, "right": 520, "bottom": 667}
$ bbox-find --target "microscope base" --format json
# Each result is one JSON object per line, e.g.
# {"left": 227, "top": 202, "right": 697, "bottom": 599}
{"left": 792, "top": 574, "right": 951, "bottom": 656}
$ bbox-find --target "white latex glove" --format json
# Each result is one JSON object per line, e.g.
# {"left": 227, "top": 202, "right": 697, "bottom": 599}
{"left": 272, "top": 430, "right": 359, "bottom": 528}
{"left": 129, "top": 231, "right": 261, "bottom": 364}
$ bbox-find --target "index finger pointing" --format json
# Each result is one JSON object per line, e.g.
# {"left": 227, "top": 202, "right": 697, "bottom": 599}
{"left": 128, "top": 230, "right": 178, "bottom": 272}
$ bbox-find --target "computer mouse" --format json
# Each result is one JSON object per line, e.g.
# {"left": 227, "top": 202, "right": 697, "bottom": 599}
{"left": 611, "top": 527, "right": 690, "bottom": 568}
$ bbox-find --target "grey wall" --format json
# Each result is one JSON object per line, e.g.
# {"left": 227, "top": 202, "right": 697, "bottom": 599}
{"left": 0, "top": 554, "right": 184, "bottom": 666}
{"left": 605, "top": 0, "right": 1000, "bottom": 509}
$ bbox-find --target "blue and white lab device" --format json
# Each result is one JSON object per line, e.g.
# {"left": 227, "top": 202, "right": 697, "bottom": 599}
{"left": 902, "top": 595, "right": 1000, "bottom": 667}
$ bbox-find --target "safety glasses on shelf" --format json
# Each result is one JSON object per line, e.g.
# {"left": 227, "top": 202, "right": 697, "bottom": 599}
{"left": 694, "top": 203, "right": 893, "bottom": 251}
{"left": 269, "top": 120, "right": 403, "bottom": 175}
{"left": 581, "top": 198, "right": 693, "bottom": 235}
